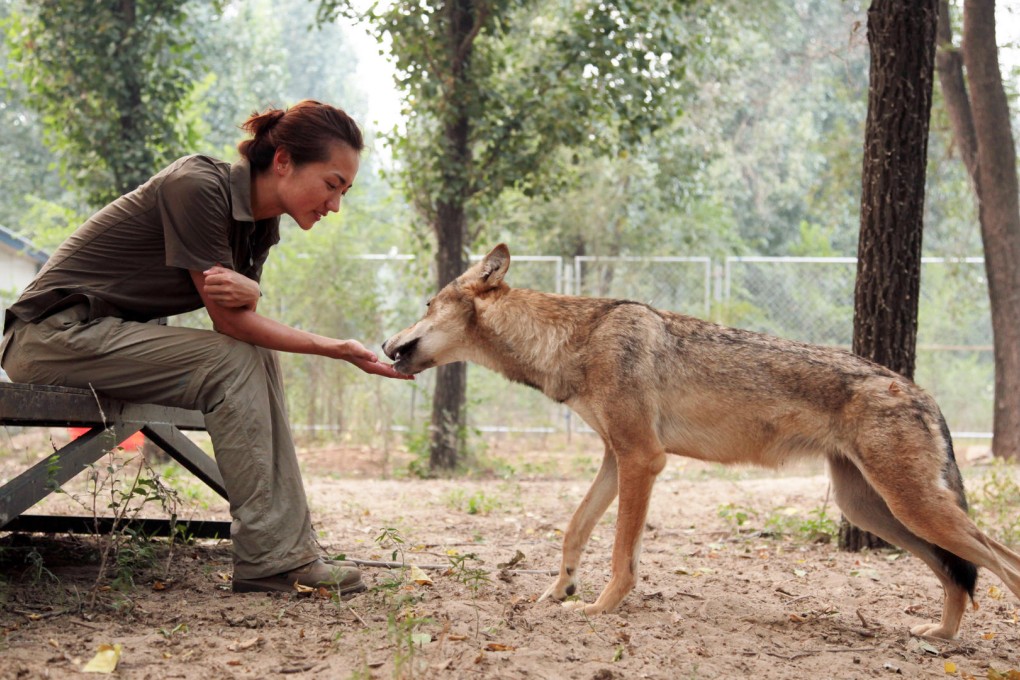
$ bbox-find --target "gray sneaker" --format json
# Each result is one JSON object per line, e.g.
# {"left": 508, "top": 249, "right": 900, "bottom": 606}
{"left": 232, "top": 559, "right": 366, "bottom": 595}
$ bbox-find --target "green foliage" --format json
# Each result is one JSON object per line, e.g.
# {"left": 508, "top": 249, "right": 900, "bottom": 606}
{"left": 969, "top": 461, "right": 1020, "bottom": 547}
{"left": 317, "top": 0, "right": 694, "bottom": 246}
{"left": 445, "top": 488, "right": 499, "bottom": 515}
{"left": 375, "top": 526, "right": 407, "bottom": 565}
{"left": 386, "top": 610, "right": 433, "bottom": 679}
{"left": 0, "top": 3, "right": 70, "bottom": 232}
{"left": 4, "top": 0, "right": 203, "bottom": 207}
{"left": 717, "top": 502, "right": 839, "bottom": 542}
{"left": 446, "top": 551, "right": 489, "bottom": 595}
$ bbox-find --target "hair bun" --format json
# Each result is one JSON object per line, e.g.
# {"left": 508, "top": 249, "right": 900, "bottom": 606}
{"left": 237, "top": 100, "right": 364, "bottom": 171}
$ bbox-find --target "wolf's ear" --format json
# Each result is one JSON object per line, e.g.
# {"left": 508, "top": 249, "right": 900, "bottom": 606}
{"left": 478, "top": 244, "right": 511, "bottom": 288}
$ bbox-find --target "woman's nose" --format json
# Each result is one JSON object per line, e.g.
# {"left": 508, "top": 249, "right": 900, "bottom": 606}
{"left": 326, "top": 195, "right": 341, "bottom": 213}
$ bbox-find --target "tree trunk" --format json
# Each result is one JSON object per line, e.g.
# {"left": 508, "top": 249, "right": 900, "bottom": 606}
{"left": 429, "top": 202, "right": 468, "bottom": 471}
{"left": 842, "top": 0, "right": 938, "bottom": 552}
{"left": 428, "top": 0, "right": 476, "bottom": 472}
{"left": 938, "top": 0, "right": 1020, "bottom": 461}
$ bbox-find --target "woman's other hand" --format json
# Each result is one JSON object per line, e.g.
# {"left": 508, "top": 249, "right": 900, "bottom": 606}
{"left": 203, "top": 265, "right": 261, "bottom": 310}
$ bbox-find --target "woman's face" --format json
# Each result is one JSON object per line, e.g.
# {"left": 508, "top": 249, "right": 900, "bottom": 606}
{"left": 276, "top": 143, "right": 360, "bottom": 230}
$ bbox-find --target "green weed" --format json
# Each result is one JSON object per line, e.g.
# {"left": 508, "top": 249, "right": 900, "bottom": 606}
{"left": 717, "top": 502, "right": 838, "bottom": 543}
{"left": 387, "top": 611, "right": 433, "bottom": 679}
{"left": 445, "top": 488, "right": 500, "bottom": 515}
{"left": 970, "top": 460, "right": 1020, "bottom": 547}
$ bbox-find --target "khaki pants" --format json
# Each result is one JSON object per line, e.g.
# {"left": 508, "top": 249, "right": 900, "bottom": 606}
{"left": 1, "top": 305, "right": 318, "bottom": 579}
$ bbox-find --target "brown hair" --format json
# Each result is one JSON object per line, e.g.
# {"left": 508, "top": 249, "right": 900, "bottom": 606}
{"left": 237, "top": 100, "right": 365, "bottom": 172}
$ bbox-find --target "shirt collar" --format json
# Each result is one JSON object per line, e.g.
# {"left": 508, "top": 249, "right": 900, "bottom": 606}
{"left": 229, "top": 157, "right": 256, "bottom": 223}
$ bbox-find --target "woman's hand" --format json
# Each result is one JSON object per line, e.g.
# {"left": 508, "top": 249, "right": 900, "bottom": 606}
{"left": 203, "top": 265, "right": 261, "bottom": 310}
{"left": 334, "top": 339, "right": 415, "bottom": 380}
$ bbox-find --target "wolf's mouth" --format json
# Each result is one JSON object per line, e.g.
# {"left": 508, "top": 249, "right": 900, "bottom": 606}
{"left": 390, "top": 337, "right": 419, "bottom": 365}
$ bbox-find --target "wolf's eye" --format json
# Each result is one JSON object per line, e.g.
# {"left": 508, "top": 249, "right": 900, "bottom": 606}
{"left": 425, "top": 297, "right": 434, "bottom": 308}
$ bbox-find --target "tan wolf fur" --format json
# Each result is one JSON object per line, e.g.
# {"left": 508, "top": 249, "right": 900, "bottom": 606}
{"left": 382, "top": 244, "right": 1020, "bottom": 639}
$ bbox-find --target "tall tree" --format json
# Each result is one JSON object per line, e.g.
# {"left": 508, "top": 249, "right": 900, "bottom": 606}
{"left": 935, "top": 0, "right": 1020, "bottom": 461}
{"left": 318, "top": 0, "right": 692, "bottom": 471}
{"left": 841, "top": 0, "right": 938, "bottom": 551}
{"left": 5, "top": 0, "right": 201, "bottom": 208}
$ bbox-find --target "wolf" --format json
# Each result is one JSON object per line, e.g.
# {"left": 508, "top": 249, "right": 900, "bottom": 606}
{"left": 382, "top": 244, "right": 1020, "bottom": 639}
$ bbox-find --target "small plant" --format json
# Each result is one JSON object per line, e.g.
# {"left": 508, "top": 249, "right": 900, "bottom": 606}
{"left": 970, "top": 460, "right": 1020, "bottom": 547}
{"left": 368, "top": 527, "right": 427, "bottom": 610}
{"left": 158, "top": 622, "right": 189, "bottom": 640}
{"left": 795, "top": 506, "right": 839, "bottom": 541}
{"left": 445, "top": 488, "right": 499, "bottom": 515}
{"left": 447, "top": 552, "right": 490, "bottom": 595}
{"left": 717, "top": 503, "right": 756, "bottom": 530}
{"left": 387, "top": 611, "right": 433, "bottom": 679}
{"left": 24, "top": 547, "right": 58, "bottom": 586}
{"left": 375, "top": 527, "right": 407, "bottom": 565}
{"left": 447, "top": 552, "right": 490, "bottom": 639}
{"left": 403, "top": 421, "right": 433, "bottom": 479}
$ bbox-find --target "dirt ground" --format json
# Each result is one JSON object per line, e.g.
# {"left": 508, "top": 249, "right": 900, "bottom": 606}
{"left": 1, "top": 431, "right": 1018, "bottom": 680}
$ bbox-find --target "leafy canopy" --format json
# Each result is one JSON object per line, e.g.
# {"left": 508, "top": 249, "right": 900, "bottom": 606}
{"left": 5, "top": 0, "right": 202, "bottom": 207}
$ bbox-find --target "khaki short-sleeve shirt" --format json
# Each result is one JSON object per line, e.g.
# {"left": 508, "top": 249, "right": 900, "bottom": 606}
{"left": 4, "top": 155, "right": 280, "bottom": 330}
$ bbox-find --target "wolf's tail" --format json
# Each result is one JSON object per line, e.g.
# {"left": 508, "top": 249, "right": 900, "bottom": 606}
{"left": 934, "top": 413, "right": 978, "bottom": 598}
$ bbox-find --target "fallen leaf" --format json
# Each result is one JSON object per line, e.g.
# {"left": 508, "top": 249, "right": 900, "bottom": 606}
{"left": 409, "top": 565, "right": 433, "bottom": 586}
{"left": 293, "top": 583, "right": 315, "bottom": 594}
{"left": 448, "top": 634, "right": 468, "bottom": 641}
{"left": 411, "top": 632, "right": 431, "bottom": 646}
{"left": 982, "top": 632, "right": 996, "bottom": 640}
{"left": 988, "top": 586, "right": 1004, "bottom": 600}
{"left": 82, "top": 644, "right": 122, "bottom": 674}
{"left": 944, "top": 661, "right": 957, "bottom": 674}
{"left": 497, "top": 550, "right": 526, "bottom": 569}
{"left": 228, "top": 636, "right": 263, "bottom": 652}
{"left": 850, "top": 568, "right": 881, "bottom": 582}
{"left": 485, "top": 643, "right": 516, "bottom": 652}
{"left": 152, "top": 581, "right": 166, "bottom": 591}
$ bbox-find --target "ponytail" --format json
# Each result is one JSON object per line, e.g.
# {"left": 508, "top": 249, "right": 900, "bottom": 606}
{"left": 236, "top": 100, "right": 364, "bottom": 172}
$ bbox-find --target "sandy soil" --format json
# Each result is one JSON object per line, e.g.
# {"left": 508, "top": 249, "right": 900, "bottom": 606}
{"left": 1, "top": 433, "right": 1018, "bottom": 679}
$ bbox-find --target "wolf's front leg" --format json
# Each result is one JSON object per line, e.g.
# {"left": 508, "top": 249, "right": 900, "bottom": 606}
{"left": 539, "top": 449, "right": 618, "bottom": 604}
{"left": 561, "top": 447, "right": 665, "bottom": 615}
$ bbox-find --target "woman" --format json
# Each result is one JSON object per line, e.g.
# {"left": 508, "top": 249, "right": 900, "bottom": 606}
{"left": 0, "top": 100, "right": 411, "bottom": 594}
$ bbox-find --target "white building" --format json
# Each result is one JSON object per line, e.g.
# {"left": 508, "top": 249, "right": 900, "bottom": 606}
{"left": 1, "top": 225, "right": 48, "bottom": 302}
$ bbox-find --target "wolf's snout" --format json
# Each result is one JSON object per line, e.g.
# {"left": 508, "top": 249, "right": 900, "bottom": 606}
{"left": 384, "top": 336, "right": 418, "bottom": 363}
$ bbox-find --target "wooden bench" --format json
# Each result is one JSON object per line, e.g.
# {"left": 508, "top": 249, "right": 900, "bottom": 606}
{"left": 0, "top": 382, "right": 231, "bottom": 538}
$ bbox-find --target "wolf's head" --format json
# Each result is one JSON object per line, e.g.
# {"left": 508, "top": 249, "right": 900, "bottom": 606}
{"left": 382, "top": 244, "right": 511, "bottom": 375}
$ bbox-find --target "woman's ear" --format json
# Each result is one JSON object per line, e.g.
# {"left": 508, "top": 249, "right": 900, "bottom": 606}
{"left": 273, "top": 148, "right": 292, "bottom": 175}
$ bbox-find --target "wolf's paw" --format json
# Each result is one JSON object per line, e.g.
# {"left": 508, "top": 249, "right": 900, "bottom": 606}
{"left": 538, "top": 578, "right": 577, "bottom": 603}
{"left": 910, "top": 622, "right": 957, "bottom": 640}
{"left": 561, "top": 599, "right": 606, "bottom": 616}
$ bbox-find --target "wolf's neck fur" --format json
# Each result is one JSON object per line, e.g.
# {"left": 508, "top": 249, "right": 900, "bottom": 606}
{"left": 467, "top": 287, "right": 585, "bottom": 402}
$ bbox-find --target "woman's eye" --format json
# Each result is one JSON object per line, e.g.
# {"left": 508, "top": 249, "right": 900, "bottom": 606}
{"left": 326, "top": 181, "right": 339, "bottom": 191}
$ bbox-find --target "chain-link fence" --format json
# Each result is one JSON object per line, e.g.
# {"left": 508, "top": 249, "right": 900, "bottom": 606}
{"left": 2, "top": 251, "right": 994, "bottom": 440}
{"left": 722, "top": 256, "right": 992, "bottom": 438}
{"left": 319, "top": 253, "right": 992, "bottom": 442}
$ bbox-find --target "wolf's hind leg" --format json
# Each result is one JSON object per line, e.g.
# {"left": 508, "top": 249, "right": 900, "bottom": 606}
{"left": 539, "top": 446, "right": 619, "bottom": 604}
{"left": 828, "top": 454, "right": 975, "bottom": 639}
{"left": 869, "top": 473, "right": 1020, "bottom": 613}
